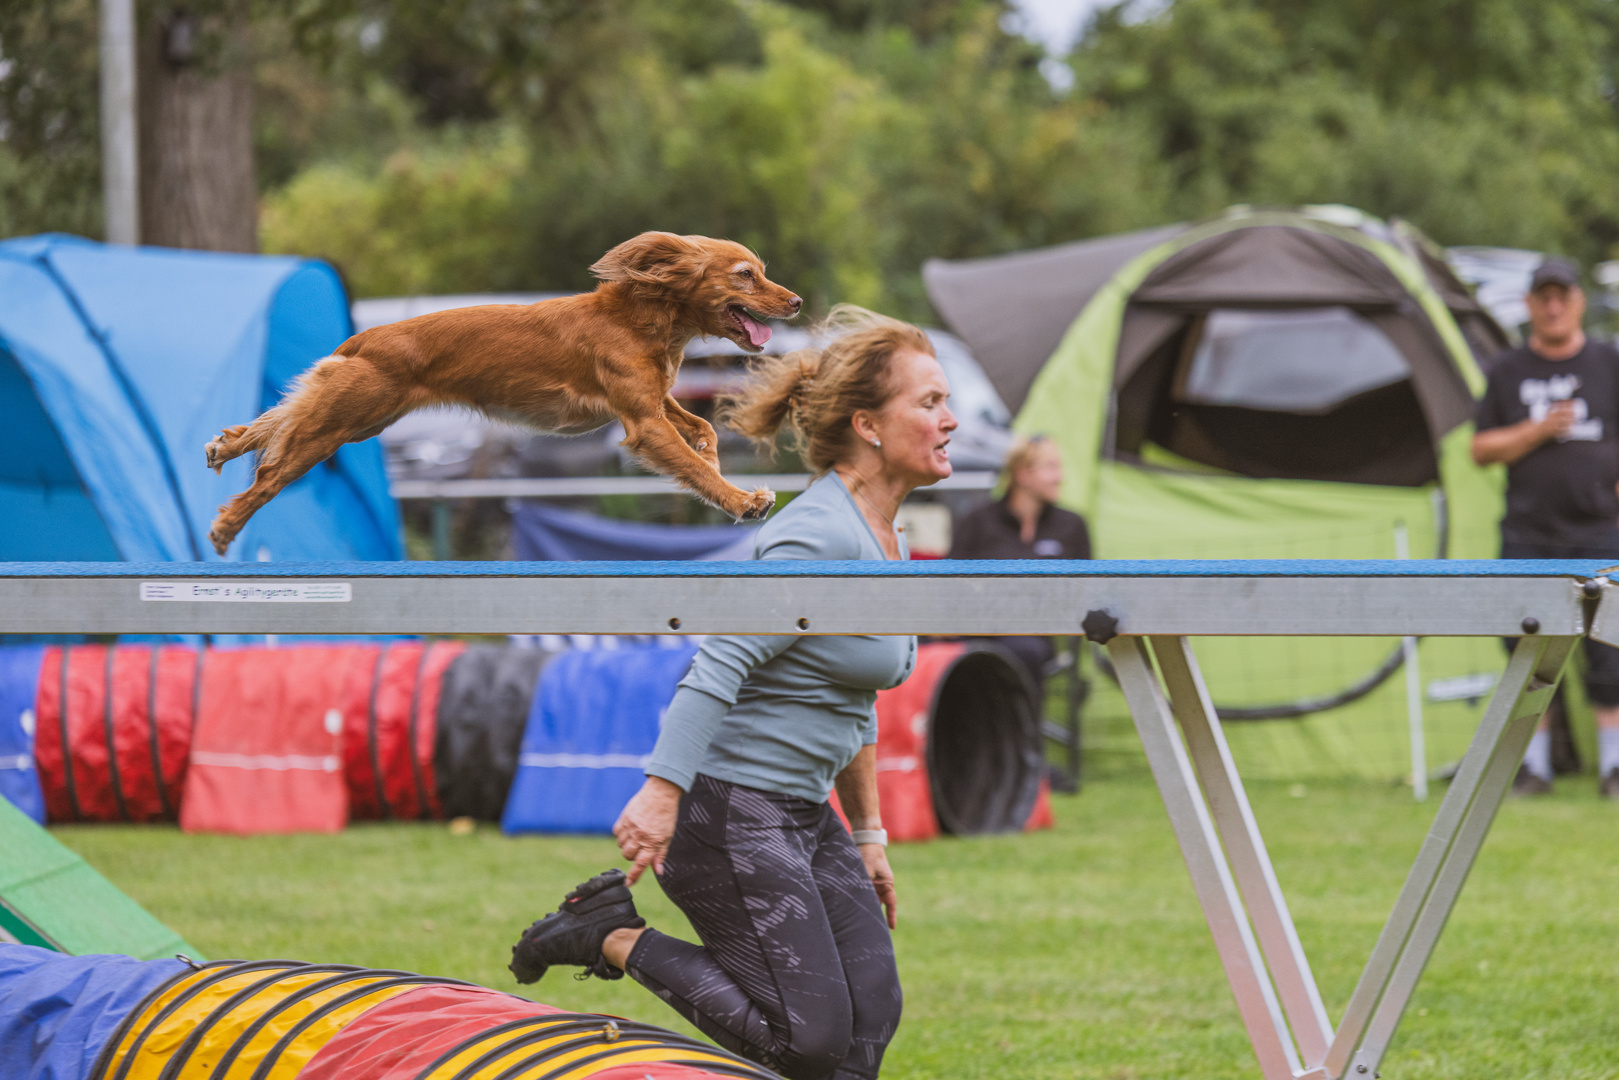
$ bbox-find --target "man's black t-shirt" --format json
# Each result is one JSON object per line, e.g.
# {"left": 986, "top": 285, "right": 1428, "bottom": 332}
{"left": 1474, "top": 341, "right": 1619, "bottom": 546}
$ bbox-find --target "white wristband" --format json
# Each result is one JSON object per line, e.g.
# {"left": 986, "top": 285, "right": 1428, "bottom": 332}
{"left": 851, "top": 828, "right": 888, "bottom": 847}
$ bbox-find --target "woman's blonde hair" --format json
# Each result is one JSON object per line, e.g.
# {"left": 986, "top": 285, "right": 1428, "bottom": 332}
{"left": 1002, "top": 433, "right": 1053, "bottom": 483}
{"left": 718, "top": 304, "right": 934, "bottom": 473}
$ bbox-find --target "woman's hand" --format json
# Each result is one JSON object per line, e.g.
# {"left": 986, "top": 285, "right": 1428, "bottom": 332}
{"left": 861, "top": 843, "right": 898, "bottom": 929}
{"left": 833, "top": 746, "right": 896, "bottom": 928}
{"left": 613, "top": 776, "right": 684, "bottom": 884}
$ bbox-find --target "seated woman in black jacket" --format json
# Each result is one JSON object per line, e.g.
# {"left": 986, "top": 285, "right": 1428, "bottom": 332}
{"left": 947, "top": 434, "right": 1090, "bottom": 695}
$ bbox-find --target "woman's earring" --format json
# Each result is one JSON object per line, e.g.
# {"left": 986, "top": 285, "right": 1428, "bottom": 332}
{"left": 871, "top": 438, "right": 881, "bottom": 448}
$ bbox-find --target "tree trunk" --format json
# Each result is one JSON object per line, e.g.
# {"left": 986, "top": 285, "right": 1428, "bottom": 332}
{"left": 138, "top": 4, "right": 257, "bottom": 252}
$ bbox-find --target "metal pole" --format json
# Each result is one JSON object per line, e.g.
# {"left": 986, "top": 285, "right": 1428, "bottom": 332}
{"left": 431, "top": 500, "right": 452, "bottom": 561}
{"left": 1394, "top": 523, "right": 1428, "bottom": 801}
{"left": 99, "top": 0, "right": 140, "bottom": 245}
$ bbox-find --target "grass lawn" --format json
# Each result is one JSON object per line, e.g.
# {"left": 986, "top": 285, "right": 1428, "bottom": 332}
{"left": 56, "top": 774, "right": 1619, "bottom": 1080}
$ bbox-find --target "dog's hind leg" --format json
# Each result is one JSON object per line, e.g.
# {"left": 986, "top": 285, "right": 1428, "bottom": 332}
{"left": 620, "top": 412, "right": 774, "bottom": 521}
{"left": 205, "top": 417, "right": 278, "bottom": 473}
{"left": 208, "top": 355, "right": 409, "bottom": 554}
{"left": 204, "top": 354, "right": 346, "bottom": 473}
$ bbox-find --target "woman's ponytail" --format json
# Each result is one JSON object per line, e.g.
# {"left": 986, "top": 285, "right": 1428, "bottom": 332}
{"left": 717, "top": 305, "right": 934, "bottom": 473}
{"left": 718, "top": 351, "right": 823, "bottom": 449}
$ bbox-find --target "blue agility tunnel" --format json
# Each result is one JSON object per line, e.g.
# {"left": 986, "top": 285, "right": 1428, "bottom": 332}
{"left": 502, "top": 644, "right": 698, "bottom": 835}
{"left": 0, "top": 945, "right": 188, "bottom": 1079}
{"left": 0, "top": 647, "right": 44, "bottom": 823}
{"left": 0, "top": 235, "right": 400, "bottom": 562}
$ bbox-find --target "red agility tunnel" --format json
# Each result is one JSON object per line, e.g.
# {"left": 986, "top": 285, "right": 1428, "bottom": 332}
{"left": 30, "top": 641, "right": 468, "bottom": 831}
{"left": 33, "top": 645, "right": 195, "bottom": 823}
{"left": 862, "top": 641, "right": 1051, "bottom": 841}
{"left": 181, "top": 646, "right": 359, "bottom": 835}
{"left": 341, "top": 640, "right": 465, "bottom": 821}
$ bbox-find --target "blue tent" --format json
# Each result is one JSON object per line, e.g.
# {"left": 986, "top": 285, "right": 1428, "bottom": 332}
{"left": 0, "top": 235, "right": 400, "bottom": 562}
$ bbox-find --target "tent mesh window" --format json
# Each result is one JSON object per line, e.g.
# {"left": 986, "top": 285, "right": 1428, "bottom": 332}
{"left": 1114, "top": 306, "right": 1440, "bottom": 486}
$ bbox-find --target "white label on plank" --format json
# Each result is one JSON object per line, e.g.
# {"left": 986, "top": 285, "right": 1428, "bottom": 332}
{"left": 140, "top": 581, "right": 351, "bottom": 603}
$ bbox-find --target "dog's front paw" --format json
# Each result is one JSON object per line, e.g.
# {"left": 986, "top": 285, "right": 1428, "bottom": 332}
{"left": 736, "top": 487, "right": 776, "bottom": 521}
{"left": 207, "top": 520, "right": 236, "bottom": 556}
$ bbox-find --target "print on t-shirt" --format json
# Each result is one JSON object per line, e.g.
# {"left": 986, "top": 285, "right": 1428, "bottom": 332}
{"left": 1520, "top": 374, "right": 1603, "bottom": 442}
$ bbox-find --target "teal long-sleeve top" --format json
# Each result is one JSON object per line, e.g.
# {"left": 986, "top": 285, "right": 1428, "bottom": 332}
{"left": 644, "top": 471, "right": 918, "bottom": 802}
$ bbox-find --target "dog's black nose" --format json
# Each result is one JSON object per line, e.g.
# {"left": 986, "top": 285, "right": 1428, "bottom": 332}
{"left": 788, "top": 295, "right": 803, "bottom": 313}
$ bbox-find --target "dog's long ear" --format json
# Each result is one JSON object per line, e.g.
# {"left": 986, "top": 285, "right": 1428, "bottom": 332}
{"left": 590, "top": 232, "right": 706, "bottom": 288}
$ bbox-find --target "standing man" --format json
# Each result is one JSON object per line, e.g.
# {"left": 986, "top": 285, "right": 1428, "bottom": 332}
{"left": 1473, "top": 257, "right": 1619, "bottom": 797}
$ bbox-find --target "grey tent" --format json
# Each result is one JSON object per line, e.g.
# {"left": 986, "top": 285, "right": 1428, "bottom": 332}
{"left": 923, "top": 207, "right": 1508, "bottom": 418}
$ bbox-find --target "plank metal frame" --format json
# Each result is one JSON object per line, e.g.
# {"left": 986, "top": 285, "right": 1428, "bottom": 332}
{"left": 0, "top": 558, "right": 1609, "bottom": 1078}
{"left": 0, "top": 559, "right": 1601, "bottom": 637}
{"left": 1109, "top": 632, "right": 1577, "bottom": 1080}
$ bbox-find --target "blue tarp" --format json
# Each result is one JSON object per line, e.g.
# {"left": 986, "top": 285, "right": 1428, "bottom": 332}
{"left": 0, "top": 235, "right": 401, "bottom": 562}
{"left": 511, "top": 502, "right": 754, "bottom": 561}
{"left": 502, "top": 644, "right": 698, "bottom": 835}
{"left": 0, "top": 944, "right": 185, "bottom": 1080}
{"left": 0, "top": 649, "right": 44, "bottom": 823}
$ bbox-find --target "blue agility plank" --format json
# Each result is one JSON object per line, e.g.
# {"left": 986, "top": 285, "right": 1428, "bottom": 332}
{"left": 1, "top": 559, "right": 1615, "bottom": 579}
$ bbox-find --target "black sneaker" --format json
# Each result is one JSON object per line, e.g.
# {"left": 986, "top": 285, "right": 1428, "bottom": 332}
{"left": 1600, "top": 769, "right": 1619, "bottom": 800}
{"left": 1511, "top": 765, "right": 1553, "bottom": 796}
{"left": 509, "top": 869, "right": 645, "bottom": 984}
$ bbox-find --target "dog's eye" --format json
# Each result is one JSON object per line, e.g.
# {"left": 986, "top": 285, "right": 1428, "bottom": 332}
{"left": 737, "top": 268, "right": 754, "bottom": 278}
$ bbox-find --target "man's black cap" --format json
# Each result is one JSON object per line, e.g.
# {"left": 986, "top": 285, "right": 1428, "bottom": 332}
{"left": 1530, "top": 256, "right": 1580, "bottom": 292}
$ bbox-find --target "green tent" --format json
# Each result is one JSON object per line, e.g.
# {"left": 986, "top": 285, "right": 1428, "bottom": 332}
{"left": 926, "top": 207, "right": 1534, "bottom": 781}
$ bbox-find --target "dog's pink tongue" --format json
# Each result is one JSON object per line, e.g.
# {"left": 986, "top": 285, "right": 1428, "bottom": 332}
{"left": 741, "top": 313, "right": 772, "bottom": 348}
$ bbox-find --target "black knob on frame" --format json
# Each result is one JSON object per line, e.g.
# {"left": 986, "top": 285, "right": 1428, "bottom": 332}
{"left": 1083, "top": 608, "right": 1121, "bottom": 645}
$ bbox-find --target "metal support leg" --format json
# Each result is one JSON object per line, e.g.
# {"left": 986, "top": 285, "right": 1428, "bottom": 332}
{"left": 1153, "top": 636, "right": 1334, "bottom": 1071}
{"left": 1324, "top": 634, "right": 1575, "bottom": 1078}
{"left": 1109, "top": 637, "right": 1303, "bottom": 1080}
{"left": 1113, "top": 633, "right": 1575, "bottom": 1080}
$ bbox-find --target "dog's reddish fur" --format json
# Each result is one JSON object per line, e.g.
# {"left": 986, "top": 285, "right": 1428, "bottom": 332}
{"left": 204, "top": 232, "right": 802, "bottom": 554}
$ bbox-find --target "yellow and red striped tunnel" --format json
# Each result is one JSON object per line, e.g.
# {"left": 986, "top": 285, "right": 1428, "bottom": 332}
{"left": 90, "top": 958, "right": 777, "bottom": 1080}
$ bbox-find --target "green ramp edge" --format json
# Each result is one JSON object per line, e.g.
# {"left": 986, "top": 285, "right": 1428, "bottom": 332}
{"left": 0, "top": 796, "right": 202, "bottom": 961}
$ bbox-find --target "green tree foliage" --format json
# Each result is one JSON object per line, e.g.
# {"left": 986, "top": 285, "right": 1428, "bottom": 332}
{"left": 1074, "top": 0, "right": 1619, "bottom": 264}
{"left": 0, "top": 0, "right": 103, "bottom": 238}
{"left": 3, "top": 0, "right": 1617, "bottom": 313}
{"left": 258, "top": 0, "right": 1165, "bottom": 311}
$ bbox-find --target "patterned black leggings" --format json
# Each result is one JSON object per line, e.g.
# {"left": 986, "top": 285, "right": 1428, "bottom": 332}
{"left": 626, "top": 774, "right": 903, "bottom": 1080}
